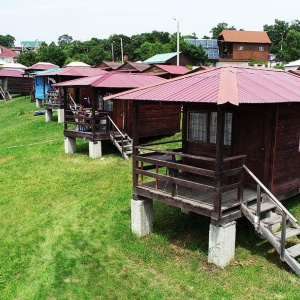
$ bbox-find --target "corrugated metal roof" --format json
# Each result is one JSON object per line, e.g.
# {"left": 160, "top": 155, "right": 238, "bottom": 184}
{"left": 116, "top": 61, "right": 150, "bottom": 72}
{"left": 145, "top": 64, "right": 190, "bottom": 75}
{"left": 37, "top": 67, "right": 107, "bottom": 77}
{"left": 0, "top": 46, "right": 19, "bottom": 58}
{"left": 143, "top": 52, "right": 178, "bottom": 64}
{"left": 52, "top": 72, "right": 166, "bottom": 88}
{"left": 219, "top": 30, "right": 271, "bottom": 44}
{"left": 104, "top": 65, "right": 300, "bottom": 106}
{"left": 0, "top": 69, "right": 27, "bottom": 77}
{"left": 26, "top": 62, "right": 59, "bottom": 70}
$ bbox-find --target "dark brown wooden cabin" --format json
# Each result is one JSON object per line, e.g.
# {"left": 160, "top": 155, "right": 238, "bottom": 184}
{"left": 53, "top": 73, "right": 181, "bottom": 157}
{"left": 105, "top": 66, "right": 300, "bottom": 225}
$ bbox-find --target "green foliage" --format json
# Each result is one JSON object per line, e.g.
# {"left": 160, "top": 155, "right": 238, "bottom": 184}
{"left": 210, "top": 22, "right": 236, "bottom": 39}
{"left": 17, "top": 51, "right": 37, "bottom": 67}
{"left": 0, "top": 34, "right": 15, "bottom": 47}
{"left": 279, "top": 29, "right": 300, "bottom": 63}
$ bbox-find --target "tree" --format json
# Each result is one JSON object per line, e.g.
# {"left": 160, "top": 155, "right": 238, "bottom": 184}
{"left": 58, "top": 34, "right": 73, "bottom": 46}
{"left": 263, "top": 19, "right": 290, "bottom": 54}
{"left": 0, "top": 34, "right": 15, "bottom": 48}
{"left": 279, "top": 29, "right": 300, "bottom": 62}
{"left": 36, "top": 42, "right": 67, "bottom": 67}
{"left": 210, "top": 22, "right": 236, "bottom": 39}
{"left": 17, "top": 51, "right": 37, "bottom": 67}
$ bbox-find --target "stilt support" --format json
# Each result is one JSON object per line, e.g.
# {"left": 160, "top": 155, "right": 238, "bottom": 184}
{"left": 208, "top": 221, "right": 236, "bottom": 268}
{"left": 64, "top": 137, "right": 76, "bottom": 154}
{"left": 89, "top": 141, "right": 102, "bottom": 159}
{"left": 131, "top": 198, "right": 153, "bottom": 237}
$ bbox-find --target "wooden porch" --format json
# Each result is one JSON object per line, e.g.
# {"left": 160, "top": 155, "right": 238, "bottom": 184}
{"left": 133, "top": 143, "right": 257, "bottom": 225}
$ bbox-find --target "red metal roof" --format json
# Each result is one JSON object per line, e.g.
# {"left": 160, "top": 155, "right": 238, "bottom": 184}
{"left": 115, "top": 61, "right": 150, "bottom": 72}
{"left": 0, "top": 69, "right": 27, "bottom": 78}
{"left": 37, "top": 66, "right": 107, "bottom": 77}
{"left": 146, "top": 64, "right": 190, "bottom": 75}
{"left": 52, "top": 72, "right": 166, "bottom": 88}
{"left": 0, "top": 45, "right": 19, "bottom": 58}
{"left": 219, "top": 30, "right": 271, "bottom": 44}
{"left": 104, "top": 65, "right": 300, "bottom": 106}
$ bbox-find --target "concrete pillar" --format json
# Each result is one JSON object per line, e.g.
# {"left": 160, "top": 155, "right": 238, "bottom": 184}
{"left": 36, "top": 99, "right": 43, "bottom": 108}
{"left": 131, "top": 198, "right": 153, "bottom": 237}
{"left": 57, "top": 108, "right": 64, "bottom": 123}
{"left": 89, "top": 141, "right": 102, "bottom": 159}
{"left": 45, "top": 109, "right": 52, "bottom": 122}
{"left": 64, "top": 137, "right": 76, "bottom": 154}
{"left": 208, "top": 221, "right": 236, "bottom": 268}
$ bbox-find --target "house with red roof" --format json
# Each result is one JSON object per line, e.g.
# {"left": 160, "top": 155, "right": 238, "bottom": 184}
{"left": 52, "top": 72, "right": 181, "bottom": 159}
{"left": 0, "top": 45, "right": 19, "bottom": 64}
{"left": 105, "top": 65, "right": 300, "bottom": 276}
{"left": 142, "top": 64, "right": 190, "bottom": 79}
{"left": 0, "top": 69, "right": 33, "bottom": 100}
{"left": 217, "top": 30, "right": 271, "bottom": 65}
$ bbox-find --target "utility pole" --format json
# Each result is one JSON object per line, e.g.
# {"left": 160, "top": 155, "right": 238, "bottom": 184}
{"left": 111, "top": 41, "right": 114, "bottom": 61}
{"left": 173, "top": 18, "right": 181, "bottom": 66}
{"left": 120, "top": 37, "right": 124, "bottom": 63}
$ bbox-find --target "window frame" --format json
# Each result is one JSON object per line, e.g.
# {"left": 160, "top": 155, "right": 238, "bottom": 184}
{"left": 258, "top": 46, "right": 265, "bottom": 51}
{"left": 187, "top": 111, "right": 233, "bottom": 146}
{"left": 237, "top": 45, "right": 244, "bottom": 51}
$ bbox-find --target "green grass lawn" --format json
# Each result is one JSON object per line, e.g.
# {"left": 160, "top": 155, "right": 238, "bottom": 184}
{"left": 0, "top": 97, "right": 300, "bottom": 299}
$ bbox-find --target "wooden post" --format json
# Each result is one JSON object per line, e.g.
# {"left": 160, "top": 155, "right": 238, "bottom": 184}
{"left": 132, "top": 101, "right": 139, "bottom": 198}
{"left": 214, "top": 105, "right": 225, "bottom": 220}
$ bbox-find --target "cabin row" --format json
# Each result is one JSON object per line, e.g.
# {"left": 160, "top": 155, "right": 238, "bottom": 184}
{"left": 104, "top": 66, "right": 300, "bottom": 276}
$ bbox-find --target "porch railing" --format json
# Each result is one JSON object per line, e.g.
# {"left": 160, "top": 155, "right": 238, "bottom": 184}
{"left": 133, "top": 144, "right": 246, "bottom": 219}
{"left": 64, "top": 109, "right": 109, "bottom": 135}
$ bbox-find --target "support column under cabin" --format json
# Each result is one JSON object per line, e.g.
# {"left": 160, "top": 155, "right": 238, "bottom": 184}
{"left": 89, "top": 141, "right": 102, "bottom": 159}
{"left": 130, "top": 101, "right": 154, "bottom": 236}
{"left": 208, "top": 221, "right": 236, "bottom": 268}
{"left": 45, "top": 109, "right": 53, "bottom": 122}
{"left": 64, "top": 137, "right": 76, "bottom": 154}
{"left": 57, "top": 108, "right": 64, "bottom": 123}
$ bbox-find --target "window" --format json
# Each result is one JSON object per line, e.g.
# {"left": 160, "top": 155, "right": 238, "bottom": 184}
{"left": 258, "top": 46, "right": 265, "bottom": 51}
{"left": 249, "top": 46, "right": 253, "bottom": 51}
{"left": 188, "top": 111, "right": 233, "bottom": 145}
{"left": 237, "top": 45, "right": 244, "bottom": 51}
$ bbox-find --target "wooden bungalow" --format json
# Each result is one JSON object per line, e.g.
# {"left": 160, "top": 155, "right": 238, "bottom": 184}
{"left": 141, "top": 64, "right": 190, "bottom": 79}
{"left": 94, "top": 60, "right": 123, "bottom": 71}
{"left": 0, "top": 69, "right": 33, "bottom": 100}
{"left": 52, "top": 72, "right": 181, "bottom": 159}
{"left": 32, "top": 67, "right": 107, "bottom": 122}
{"left": 105, "top": 65, "right": 300, "bottom": 276}
{"left": 114, "top": 61, "right": 150, "bottom": 73}
{"left": 217, "top": 30, "right": 271, "bottom": 66}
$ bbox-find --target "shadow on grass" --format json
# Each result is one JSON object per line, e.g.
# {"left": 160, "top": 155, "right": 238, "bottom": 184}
{"left": 153, "top": 202, "right": 210, "bottom": 254}
{"left": 75, "top": 140, "right": 122, "bottom": 157}
{"left": 151, "top": 196, "right": 300, "bottom": 273}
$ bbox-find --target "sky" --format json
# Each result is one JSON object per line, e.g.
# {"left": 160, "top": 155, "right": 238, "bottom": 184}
{"left": 3, "top": 0, "right": 300, "bottom": 46}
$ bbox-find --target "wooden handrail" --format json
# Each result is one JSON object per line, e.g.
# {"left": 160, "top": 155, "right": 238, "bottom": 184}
{"left": 243, "top": 165, "right": 297, "bottom": 223}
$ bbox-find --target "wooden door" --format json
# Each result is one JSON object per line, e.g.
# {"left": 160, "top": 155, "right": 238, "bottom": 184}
{"left": 234, "top": 108, "right": 268, "bottom": 188}
{"left": 113, "top": 100, "right": 125, "bottom": 130}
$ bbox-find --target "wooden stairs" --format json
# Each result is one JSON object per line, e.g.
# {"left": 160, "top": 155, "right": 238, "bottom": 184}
{"left": 241, "top": 165, "right": 300, "bottom": 276}
{"left": 0, "top": 86, "right": 12, "bottom": 101}
{"left": 107, "top": 116, "right": 132, "bottom": 160}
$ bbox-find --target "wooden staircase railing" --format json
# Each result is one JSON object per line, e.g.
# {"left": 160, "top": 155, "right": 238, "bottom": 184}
{"left": 107, "top": 116, "right": 132, "bottom": 160}
{"left": 241, "top": 165, "right": 300, "bottom": 276}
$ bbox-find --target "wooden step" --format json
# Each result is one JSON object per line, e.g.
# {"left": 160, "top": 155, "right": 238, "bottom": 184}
{"left": 274, "top": 228, "right": 300, "bottom": 240}
{"left": 287, "top": 244, "right": 300, "bottom": 258}
{"left": 247, "top": 202, "right": 277, "bottom": 214}
{"left": 261, "top": 214, "right": 282, "bottom": 226}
